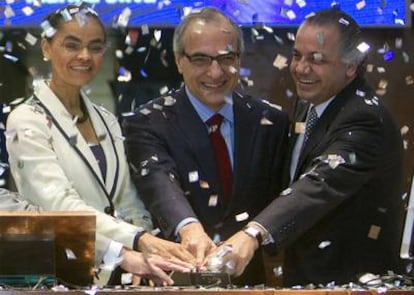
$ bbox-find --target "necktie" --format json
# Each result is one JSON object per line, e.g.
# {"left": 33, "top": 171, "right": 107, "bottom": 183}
{"left": 206, "top": 114, "right": 233, "bottom": 202}
{"left": 303, "top": 106, "right": 318, "bottom": 146}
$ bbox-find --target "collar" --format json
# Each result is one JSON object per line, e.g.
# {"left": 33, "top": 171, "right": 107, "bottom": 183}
{"left": 185, "top": 87, "right": 234, "bottom": 124}
{"left": 311, "top": 95, "right": 335, "bottom": 118}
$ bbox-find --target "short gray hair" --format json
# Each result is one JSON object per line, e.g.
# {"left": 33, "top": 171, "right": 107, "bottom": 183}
{"left": 304, "top": 8, "right": 367, "bottom": 76}
{"left": 173, "top": 7, "right": 244, "bottom": 55}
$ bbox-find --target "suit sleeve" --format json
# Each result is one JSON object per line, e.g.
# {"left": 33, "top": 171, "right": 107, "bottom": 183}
{"left": 123, "top": 111, "right": 198, "bottom": 238}
{"left": 254, "top": 104, "right": 389, "bottom": 252}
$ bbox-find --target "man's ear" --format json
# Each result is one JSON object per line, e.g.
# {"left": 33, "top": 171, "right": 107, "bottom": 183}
{"left": 175, "top": 53, "right": 184, "bottom": 74}
{"left": 345, "top": 62, "right": 358, "bottom": 78}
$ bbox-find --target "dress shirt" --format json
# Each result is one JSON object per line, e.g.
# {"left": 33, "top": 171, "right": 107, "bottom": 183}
{"left": 186, "top": 87, "right": 234, "bottom": 167}
{"left": 289, "top": 97, "right": 335, "bottom": 182}
{"left": 175, "top": 87, "right": 235, "bottom": 238}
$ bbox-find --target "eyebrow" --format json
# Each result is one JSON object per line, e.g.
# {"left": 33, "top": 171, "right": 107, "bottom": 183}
{"left": 62, "top": 35, "right": 105, "bottom": 44}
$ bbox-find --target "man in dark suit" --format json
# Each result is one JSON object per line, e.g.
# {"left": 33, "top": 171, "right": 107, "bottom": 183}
{"left": 213, "top": 8, "right": 404, "bottom": 286}
{"left": 123, "top": 7, "right": 289, "bottom": 285}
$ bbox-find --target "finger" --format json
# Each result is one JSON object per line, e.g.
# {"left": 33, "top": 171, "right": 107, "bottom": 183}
{"left": 195, "top": 242, "right": 210, "bottom": 266}
{"left": 234, "top": 258, "right": 248, "bottom": 277}
{"left": 132, "top": 275, "right": 141, "bottom": 286}
{"left": 146, "top": 258, "right": 175, "bottom": 285}
{"left": 170, "top": 246, "right": 197, "bottom": 264}
{"left": 165, "top": 257, "right": 194, "bottom": 270}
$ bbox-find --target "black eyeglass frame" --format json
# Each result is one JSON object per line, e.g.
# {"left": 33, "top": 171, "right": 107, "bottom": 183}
{"left": 182, "top": 51, "right": 240, "bottom": 67}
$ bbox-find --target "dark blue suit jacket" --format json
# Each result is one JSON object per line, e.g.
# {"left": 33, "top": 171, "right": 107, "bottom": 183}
{"left": 254, "top": 77, "right": 404, "bottom": 286}
{"left": 123, "top": 88, "right": 289, "bottom": 284}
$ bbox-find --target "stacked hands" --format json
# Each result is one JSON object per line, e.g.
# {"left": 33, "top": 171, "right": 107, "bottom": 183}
{"left": 129, "top": 222, "right": 259, "bottom": 286}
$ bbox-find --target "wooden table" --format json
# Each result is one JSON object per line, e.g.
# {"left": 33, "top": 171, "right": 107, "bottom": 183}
{"left": 1, "top": 288, "right": 414, "bottom": 295}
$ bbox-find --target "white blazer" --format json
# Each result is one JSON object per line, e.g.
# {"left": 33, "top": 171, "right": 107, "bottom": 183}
{"left": 6, "top": 80, "right": 153, "bottom": 253}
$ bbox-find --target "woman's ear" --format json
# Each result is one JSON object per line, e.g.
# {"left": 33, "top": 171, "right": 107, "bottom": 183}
{"left": 41, "top": 38, "right": 51, "bottom": 61}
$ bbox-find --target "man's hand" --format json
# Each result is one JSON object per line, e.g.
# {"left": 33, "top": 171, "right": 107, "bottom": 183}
{"left": 179, "top": 222, "right": 216, "bottom": 267}
{"left": 208, "top": 230, "right": 259, "bottom": 277}
{"left": 137, "top": 233, "right": 196, "bottom": 265}
{"left": 120, "top": 248, "right": 193, "bottom": 286}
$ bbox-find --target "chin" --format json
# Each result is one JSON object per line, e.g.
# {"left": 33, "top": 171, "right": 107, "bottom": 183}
{"left": 297, "top": 92, "right": 312, "bottom": 101}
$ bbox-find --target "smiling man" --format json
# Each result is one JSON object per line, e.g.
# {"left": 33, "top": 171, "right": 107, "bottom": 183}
{"left": 123, "top": 7, "right": 289, "bottom": 285}
{"left": 212, "top": 8, "right": 405, "bottom": 286}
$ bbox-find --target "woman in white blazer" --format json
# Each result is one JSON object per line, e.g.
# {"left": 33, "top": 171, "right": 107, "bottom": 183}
{"left": 5, "top": 3, "right": 194, "bottom": 286}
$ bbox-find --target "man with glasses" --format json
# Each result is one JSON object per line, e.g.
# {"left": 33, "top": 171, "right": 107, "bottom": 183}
{"left": 123, "top": 7, "right": 289, "bottom": 285}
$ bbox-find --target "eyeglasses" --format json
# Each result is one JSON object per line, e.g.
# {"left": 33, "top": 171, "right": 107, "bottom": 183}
{"left": 60, "top": 40, "right": 107, "bottom": 56}
{"left": 182, "top": 51, "right": 240, "bottom": 68}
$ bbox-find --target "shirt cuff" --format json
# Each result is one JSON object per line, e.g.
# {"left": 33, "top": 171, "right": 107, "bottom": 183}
{"left": 103, "top": 240, "right": 123, "bottom": 265}
{"left": 133, "top": 230, "right": 147, "bottom": 251}
{"left": 174, "top": 217, "right": 200, "bottom": 241}
{"left": 248, "top": 221, "right": 275, "bottom": 245}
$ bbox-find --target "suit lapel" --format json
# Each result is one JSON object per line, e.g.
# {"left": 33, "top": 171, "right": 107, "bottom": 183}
{"left": 173, "top": 91, "right": 220, "bottom": 191}
{"left": 34, "top": 81, "right": 107, "bottom": 189}
{"left": 88, "top": 103, "right": 119, "bottom": 198}
{"left": 294, "top": 83, "right": 354, "bottom": 180}
{"left": 286, "top": 99, "right": 308, "bottom": 182}
{"left": 227, "top": 93, "right": 257, "bottom": 212}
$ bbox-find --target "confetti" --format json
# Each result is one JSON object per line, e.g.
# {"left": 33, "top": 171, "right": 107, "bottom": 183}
{"left": 260, "top": 117, "right": 274, "bottom": 125}
{"left": 153, "top": 29, "right": 162, "bottom": 42}
{"left": 273, "top": 54, "right": 288, "bottom": 70}
{"left": 383, "top": 50, "right": 394, "bottom": 62}
{"left": 139, "top": 108, "right": 151, "bottom": 115}
{"left": 200, "top": 180, "right": 209, "bottom": 189}
{"left": 208, "top": 195, "right": 218, "bottom": 207}
{"left": 188, "top": 171, "right": 199, "bottom": 183}
{"left": 378, "top": 79, "right": 388, "bottom": 90}
{"left": 326, "top": 154, "right": 345, "bottom": 169}
{"left": 24, "top": 32, "right": 37, "bottom": 46}
{"left": 121, "top": 273, "right": 133, "bottom": 285}
{"left": 356, "top": 0, "right": 366, "bottom": 10}
{"left": 312, "top": 52, "right": 323, "bottom": 62}
{"left": 140, "top": 168, "right": 149, "bottom": 176}
{"left": 338, "top": 17, "right": 349, "bottom": 26}
{"left": 235, "top": 211, "right": 249, "bottom": 222}
{"left": 65, "top": 248, "right": 77, "bottom": 259}
{"left": 151, "top": 228, "right": 161, "bottom": 236}
{"left": 296, "top": 0, "right": 306, "bottom": 8}
{"left": 316, "top": 32, "right": 324, "bottom": 45}
{"left": 406, "top": 76, "right": 414, "bottom": 85}
{"left": 273, "top": 266, "right": 283, "bottom": 277}
{"left": 318, "top": 240, "right": 331, "bottom": 249}
{"left": 163, "top": 96, "right": 176, "bottom": 106}
{"left": 280, "top": 187, "right": 293, "bottom": 196}
{"left": 4, "top": 6, "right": 15, "bottom": 18}
{"left": 357, "top": 42, "right": 370, "bottom": 53}
{"left": 117, "top": 7, "right": 131, "bottom": 28}
{"left": 402, "top": 51, "right": 410, "bottom": 63}
{"left": 400, "top": 125, "right": 410, "bottom": 135}
{"left": 395, "top": 38, "right": 403, "bottom": 49}
{"left": 356, "top": 89, "right": 366, "bottom": 97}
{"left": 22, "top": 6, "right": 34, "bottom": 16}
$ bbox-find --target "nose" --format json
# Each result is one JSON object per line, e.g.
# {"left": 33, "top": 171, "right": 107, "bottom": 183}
{"left": 77, "top": 46, "right": 92, "bottom": 59}
{"left": 207, "top": 60, "right": 224, "bottom": 78}
{"left": 293, "top": 57, "right": 311, "bottom": 75}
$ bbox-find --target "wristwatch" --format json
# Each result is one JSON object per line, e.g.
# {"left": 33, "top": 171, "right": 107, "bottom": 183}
{"left": 242, "top": 225, "right": 263, "bottom": 245}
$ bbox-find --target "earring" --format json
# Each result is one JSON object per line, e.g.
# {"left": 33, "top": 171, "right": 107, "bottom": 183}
{"left": 43, "top": 56, "right": 49, "bottom": 61}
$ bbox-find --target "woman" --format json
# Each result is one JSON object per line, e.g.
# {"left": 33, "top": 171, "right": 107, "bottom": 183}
{"left": 6, "top": 3, "right": 194, "bottom": 286}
